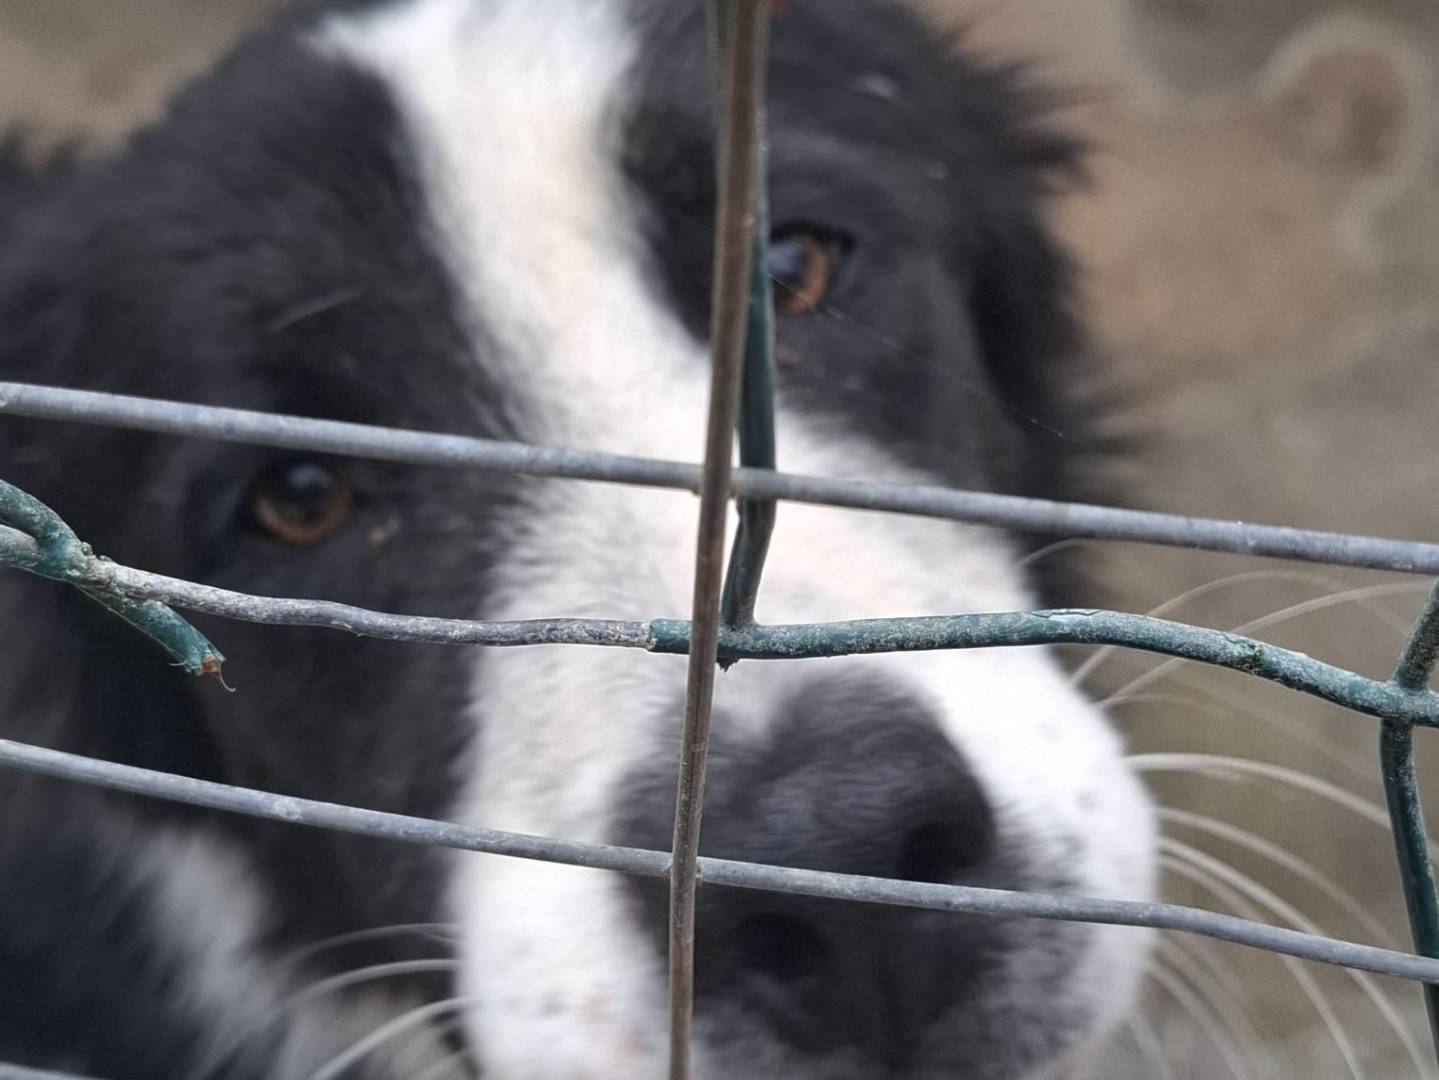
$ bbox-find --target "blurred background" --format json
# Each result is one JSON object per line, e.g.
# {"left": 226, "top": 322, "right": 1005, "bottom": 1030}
{"left": 3, "top": 0, "right": 1438, "bottom": 1075}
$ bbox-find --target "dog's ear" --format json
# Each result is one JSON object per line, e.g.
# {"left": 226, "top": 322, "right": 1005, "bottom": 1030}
{"left": 1258, "top": 15, "right": 1427, "bottom": 188}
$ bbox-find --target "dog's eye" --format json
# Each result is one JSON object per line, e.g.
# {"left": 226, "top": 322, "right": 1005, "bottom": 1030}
{"left": 247, "top": 460, "right": 353, "bottom": 545}
{"left": 767, "top": 226, "right": 848, "bottom": 316}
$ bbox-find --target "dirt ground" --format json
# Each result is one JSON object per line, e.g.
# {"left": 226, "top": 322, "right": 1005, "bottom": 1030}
{"left": 4, "top": 1, "right": 1439, "bottom": 1076}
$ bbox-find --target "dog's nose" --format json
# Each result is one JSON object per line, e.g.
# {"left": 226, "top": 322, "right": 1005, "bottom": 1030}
{"left": 617, "top": 678, "right": 1012, "bottom": 1072}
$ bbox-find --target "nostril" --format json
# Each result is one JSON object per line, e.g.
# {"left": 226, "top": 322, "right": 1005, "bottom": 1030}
{"left": 736, "top": 912, "right": 830, "bottom": 983}
{"left": 898, "top": 820, "right": 989, "bottom": 884}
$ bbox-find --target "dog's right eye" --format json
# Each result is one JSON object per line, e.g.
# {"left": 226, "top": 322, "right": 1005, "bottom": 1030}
{"left": 246, "top": 460, "right": 353, "bottom": 545}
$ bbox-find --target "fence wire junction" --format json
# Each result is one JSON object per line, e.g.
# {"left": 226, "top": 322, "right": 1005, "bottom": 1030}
{"left": 1, "top": 1, "right": 1439, "bottom": 1076}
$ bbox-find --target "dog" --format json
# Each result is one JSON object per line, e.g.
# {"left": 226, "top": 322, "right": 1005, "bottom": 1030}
{"left": 0, "top": 1, "right": 1156, "bottom": 1076}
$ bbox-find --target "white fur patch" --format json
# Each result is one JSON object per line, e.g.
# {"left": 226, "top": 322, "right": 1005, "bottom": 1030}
{"left": 138, "top": 828, "right": 462, "bottom": 1079}
{"left": 319, "top": 1, "right": 1155, "bottom": 1075}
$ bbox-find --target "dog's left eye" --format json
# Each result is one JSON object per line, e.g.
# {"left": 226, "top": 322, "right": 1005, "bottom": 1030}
{"left": 767, "top": 226, "right": 849, "bottom": 316}
{"left": 246, "top": 460, "right": 354, "bottom": 545}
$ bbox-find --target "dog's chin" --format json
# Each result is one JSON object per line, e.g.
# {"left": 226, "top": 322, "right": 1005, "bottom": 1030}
{"left": 451, "top": 857, "right": 1148, "bottom": 1080}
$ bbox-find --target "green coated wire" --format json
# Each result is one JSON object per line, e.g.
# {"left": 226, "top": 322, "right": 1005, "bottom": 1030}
{"left": 0, "top": 478, "right": 222, "bottom": 678}
{"left": 1386, "top": 579, "right": 1439, "bottom": 1067}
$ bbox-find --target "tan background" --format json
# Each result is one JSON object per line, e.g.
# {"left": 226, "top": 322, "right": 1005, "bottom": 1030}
{"left": 3, "top": 0, "right": 1439, "bottom": 1075}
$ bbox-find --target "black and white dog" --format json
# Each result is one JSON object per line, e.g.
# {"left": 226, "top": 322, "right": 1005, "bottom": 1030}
{"left": 0, "top": 1, "right": 1156, "bottom": 1076}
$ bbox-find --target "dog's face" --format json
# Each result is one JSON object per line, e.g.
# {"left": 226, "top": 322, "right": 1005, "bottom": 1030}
{"left": 0, "top": 1, "right": 1154, "bottom": 1077}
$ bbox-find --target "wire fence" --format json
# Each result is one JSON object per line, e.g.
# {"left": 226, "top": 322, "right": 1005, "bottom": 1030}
{"left": 2, "top": 0, "right": 1439, "bottom": 1075}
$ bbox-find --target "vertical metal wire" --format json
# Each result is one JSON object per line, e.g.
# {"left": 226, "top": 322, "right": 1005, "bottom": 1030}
{"left": 5, "top": 6, "right": 1439, "bottom": 1077}
{"left": 714, "top": 0, "right": 777, "bottom": 640}
{"left": 1385, "top": 578, "right": 1439, "bottom": 1065}
{"left": 667, "top": 2, "right": 770, "bottom": 1077}
{"left": 718, "top": 138, "right": 777, "bottom": 635}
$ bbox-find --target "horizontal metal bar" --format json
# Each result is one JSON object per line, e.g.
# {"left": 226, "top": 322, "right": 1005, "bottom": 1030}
{"left": 665, "top": 612, "right": 1439, "bottom": 726}
{"left": 108, "top": 562, "right": 654, "bottom": 648}
{"left": 1, "top": 735, "right": 1437, "bottom": 985}
{"left": 4, "top": 536, "right": 1436, "bottom": 726}
{"left": 79, "top": 562, "right": 1439, "bottom": 727}
{"left": 6, "top": 381, "right": 1439, "bottom": 575}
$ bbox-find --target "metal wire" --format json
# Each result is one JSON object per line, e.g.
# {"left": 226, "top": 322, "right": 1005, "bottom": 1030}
{"left": 9, "top": 380, "right": 1439, "bottom": 576}
{"left": 8, "top": 488, "right": 1439, "bottom": 726}
{"left": 716, "top": 31, "right": 778, "bottom": 636}
{"left": 0, "top": 479, "right": 222, "bottom": 676}
{"left": 3, "top": 736, "right": 1438, "bottom": 987}
{"left": 1386, "top": 580, "right": 1439, "bottom": 1061}
{"left": 667, "top": 4, "right": 770, "bottom": 1075}
{"left": 2, "top": 0, "right": 1439, "bottom": 1072}
{"left": 7, "top": 409, "right": 1439, "bottom": 1072}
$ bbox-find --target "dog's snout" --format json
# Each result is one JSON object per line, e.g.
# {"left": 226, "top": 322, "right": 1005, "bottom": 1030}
{"left": 694, "top": 677, "right": 996, "bottom": 882}
{"left": 617, "top": 677, "right": 1021, "bottom": 1070}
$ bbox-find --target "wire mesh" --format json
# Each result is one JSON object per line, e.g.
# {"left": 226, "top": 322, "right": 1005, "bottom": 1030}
{"left": 1, "top": 0, "right": 1438, "bottom": 1075}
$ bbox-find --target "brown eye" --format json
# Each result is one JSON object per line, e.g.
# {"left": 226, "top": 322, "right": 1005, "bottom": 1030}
{"left": 767, "top": 227, "right": 848, "bottom": 316}
{"left": 248, "top": 460, "right": 353, "bottom": 545}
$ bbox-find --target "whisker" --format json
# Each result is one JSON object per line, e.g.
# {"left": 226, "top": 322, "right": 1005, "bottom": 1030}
{"left": 282, "top": 922, "right": 461, "bottom": 969}
{"left": 1071, "top": 569, "right": 1399, "bottom": 690}
{"left": 266, "top": 287, "right": 365, "bottom": 335}
{"left": 403, "top": 1015, "right": 477, "bottom": 1080}
{"left": 1160, "top": 853, "right": 1368, "bottom": 1080}
{"left": 1145, "top": 959, "right": 1254, "bottom": 1080}
{"left": 1017, "top": 537, "right": 1094, "bottom": 569}
{"left": 1161, "top": 807, "right": 1399, "bottom": 947}
{"left": 1129, "top": 753, "right": 1425, "bottom": 848}
{"left": 1108, "top": 686, "right": 1372, "bottom": 783}
{"left": 304, "top": 996, "right": 479, "bottom": 1080}
{"left": 188, "top": 953, "right": 464, "bottom": 1079}
{"left": 293, "top": 959, "right": 461, "bottom": 1004}
{"left": 1155, "top": 938, "right": 1267, "bottom": 1065}
{"left": 1165, "top": 839, "right": 1431, "bottom": 1079}
{"left": 1121, "top": 1015, "right": 1178, "bottom": 1080}
{"left": 411, "top": 1043, "right": 478, "bottom": 1080}
{"left": 1095, "top": 581, "right": 1425, "bottom": 701}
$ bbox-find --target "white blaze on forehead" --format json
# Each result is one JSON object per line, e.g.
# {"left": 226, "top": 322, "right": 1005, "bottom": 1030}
{"left": 316, "top": 0, "right": 698, "bottom": 449}
{"left": 318, "top": 2, "right": 1154, "bottom": 1074}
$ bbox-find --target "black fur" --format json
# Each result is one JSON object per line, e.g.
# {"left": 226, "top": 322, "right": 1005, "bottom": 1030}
{"left": 0, "top": 1, "right": 1101, "bottom": 1076}
{"left": 614, "top": 674, "right": 1083, "bottom": 1074}
{"left": 626, "top": 5, "right": 1086, "bottom": 498}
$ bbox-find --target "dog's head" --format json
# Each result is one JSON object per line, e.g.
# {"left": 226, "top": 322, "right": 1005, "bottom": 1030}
{"left": 0, "top": 1, "right": 1155, "bottom": 1076}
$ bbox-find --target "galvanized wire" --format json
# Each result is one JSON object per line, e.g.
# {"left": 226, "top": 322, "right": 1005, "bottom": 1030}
{"left": 8, "top": 484, "right": 1439, "bottom": 725}
{"left": 4, "top": 397, "right": 1439, "bottom": 1062}
{"left": 3, "top": 736, "right": 1439, "bottom": 986}
{"left": 8, "top": 380, "right": 1439, "bottom": 575}
{"left": 2, "top": 0, "right": 1439, "bottom": 1069}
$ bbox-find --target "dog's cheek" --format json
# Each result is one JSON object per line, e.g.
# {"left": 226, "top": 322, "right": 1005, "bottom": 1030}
{"left": 450, "top": 853, "right": 669, "bottom": 1074}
